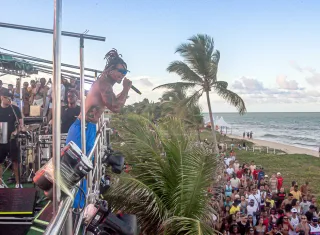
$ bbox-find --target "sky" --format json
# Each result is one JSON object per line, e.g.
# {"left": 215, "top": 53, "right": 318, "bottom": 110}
{"left": 1, "top": 0, "right": 320, "bottom": 112}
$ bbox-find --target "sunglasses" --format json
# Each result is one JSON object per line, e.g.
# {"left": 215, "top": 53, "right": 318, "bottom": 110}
{"left": 116, "top": 68, "right": 129, "bottom": 75}
{"left": 284, "top": 218, "right": 288, "bottom": 220}
{"left": 301, "top": 218, "right": 307, "bottom": 220}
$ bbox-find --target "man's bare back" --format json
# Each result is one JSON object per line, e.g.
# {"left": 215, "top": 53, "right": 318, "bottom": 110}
{"left": 82, "top": 63, "right": 131, "bottom": 124}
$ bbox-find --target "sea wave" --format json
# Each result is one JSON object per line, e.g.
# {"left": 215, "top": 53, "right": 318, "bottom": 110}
{"left": 261, "top": 134, "right": 317, "bottom": 143}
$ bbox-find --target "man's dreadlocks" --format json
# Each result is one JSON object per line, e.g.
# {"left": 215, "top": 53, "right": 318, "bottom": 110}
{"left": 104, "top": 48, "right": 127, "bottom": 70}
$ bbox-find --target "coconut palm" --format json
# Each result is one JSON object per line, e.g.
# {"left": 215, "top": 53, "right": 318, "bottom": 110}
{"left": 106, "top": 114, "right": 217, "bottom": 235}
{"left": 160, "top": 85, "right": 204, "bottom": 140}
{"left": 153, "top": 34, "right": 246, "bottom": 153}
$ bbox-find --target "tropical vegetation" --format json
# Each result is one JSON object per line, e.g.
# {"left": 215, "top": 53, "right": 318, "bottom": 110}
{"left": 153, "top": 34, "right": 246, "bottom": 153}
{"left": 107, "top": 114, "right": 218, "bottom": 235}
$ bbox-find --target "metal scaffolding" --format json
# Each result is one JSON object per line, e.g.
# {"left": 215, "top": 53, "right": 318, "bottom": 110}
{"left": 0, "top": 0, "right": 106, "bottom": 232}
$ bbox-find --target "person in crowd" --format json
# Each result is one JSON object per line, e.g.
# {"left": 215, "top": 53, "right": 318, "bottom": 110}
{"left": 230, "top": 224, "right": 241, "bottom": 235}
{"left": 277, "top": 215, "right": 294, "bottom": 235}
{"left": 281, "top": 193, "right": 294, "bottom": 210}
{"left": 269, "top": 174, "right": 278, "bottom": 194}
{"left": 300, "top": 182, "right": 309, "bottom": 198}
{"left": 13, "top": 80, "right": 21, "bottom": 109}
{"left": 22, "top": 81, "right": 30, "bottom": 117}
{"left": 240, "top": 195, "right": 248, "bottom": 214}
{"left": 266, "top": 193, "right": 276, "bottom": 209}
{"left": 255, "top": 217, "right": 266, "bottom": 235}
{"left": 225, "top": 181, "right": 233, "bottom": 197}
{"left": 247, "top": 199, "right": 258, "bottom": 226}
{"left": 46, "top": 79, "right": 65, "bottom": 121}
{"left": 227, "top": 164, "right": 235, "bottom": 176}
{"left": 60, "top": 90, "right": 80, "bottom": 133}
{"left": 32, "top": 78, "right": 49, "bottom": 113}
{"left": 289, "top": 208, "right": 300, "bottom": 235}
{"left": 309, "top": 217, "right": 320, "bottom": 235}
{"left": 295, "top": 215, "right": 310, "bottom": 235}
{"left": 237, "top": 214, "right": 249, "bottom": 235}
{"left": 66, "top": 49, "right": 131, "bottom": 208}
{"left": 300, "top": 195, "right": 311, "bottom": 215}
{"left": 290, "top": 181, "right": 297, "bottom": 192}
{"left": 277, "top": 172, "right": 283, "bottom": 192}
{"left": 0, "top": 89, "right": 24, "bottom": 188}
{"left": 230, "top": 201, "right": 240, "bottom": 215}
{"left": 305, "top": 205, "right": 316, "bottom": 223}
{"left": 7, "top": 84, "right": 14, "bottom": 100}
{"left": 291, "top": 199, "right": 301, "bottom": 215}
{"left": 230, "top": 174, "right": 241, "bottom": 190}
{"left": 277, "top": 188, "right": 287, "bottom": 209}
{"left": 290, "top": 185, "right": 302, "bottom": 201}
{"left": 249, "top": 161, "right": 256, "bottom": 177}
{"left": 311, "top": 197, "right": 317, "bottom": 207}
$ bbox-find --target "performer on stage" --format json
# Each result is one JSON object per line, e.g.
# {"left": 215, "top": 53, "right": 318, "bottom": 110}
{"left": 66, "top": 49, "right": 131, "bottom": 206}
{"left": 0, "top": 89, "right": 24, "bottom": 188}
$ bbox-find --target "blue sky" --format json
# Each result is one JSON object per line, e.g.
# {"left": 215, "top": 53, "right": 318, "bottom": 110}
{"left": 1, "top": 0, "right": 320, "bottom": 112}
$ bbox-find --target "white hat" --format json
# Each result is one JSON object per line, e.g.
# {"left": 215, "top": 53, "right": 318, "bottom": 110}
{"left": 291, "top": 208, "right": 298, "bottom": 213}
{"left": 277, "top": 172, "right": 281, "bottom": 175}
{"left": 265, "top": 175, "right": 269, "bottom": 178}
{"left": 235, "top": 194, "right": 240, "bottom": 199}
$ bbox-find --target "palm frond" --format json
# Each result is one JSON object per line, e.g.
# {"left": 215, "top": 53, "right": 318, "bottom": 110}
{"left": 109, "top": 115, "right": 217, "bottom": 234}
{"left": 175, "top": 34, "right": 216, "bottom": 79}
{"left": 153, "top": 82, "right": 196, "bottom": 91}
{"left": 167, "top": 61, "right": 203, "bottom": 83}
{"left": 213, "top": 81, "right": 247, "bottom": 115}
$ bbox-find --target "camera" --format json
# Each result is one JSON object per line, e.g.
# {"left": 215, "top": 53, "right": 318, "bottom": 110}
{"left": 102, "top": 147, "right": 125, "bottom": 174}
{"left": 33, "top": 141, "right": 93, "bottom": 199}
{"left": 84, "top": 199, "right": 138, "bottom": 235}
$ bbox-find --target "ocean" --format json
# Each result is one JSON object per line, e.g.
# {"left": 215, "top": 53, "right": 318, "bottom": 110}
{"left": 203, "top": 112, "right": 320, "bottom": 151}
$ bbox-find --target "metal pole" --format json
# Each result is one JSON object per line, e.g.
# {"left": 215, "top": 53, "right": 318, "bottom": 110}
{"left": 0, "top": 51, "right": 103, "bottom": 73}
{"left": 80, "top": 36, "right": 86, "bottom": 155}
{"left": 52, "top": 0, "right": 62, "bottom": 215}
{"left": 0, "top": 22, "right": 106, "bottom": 41}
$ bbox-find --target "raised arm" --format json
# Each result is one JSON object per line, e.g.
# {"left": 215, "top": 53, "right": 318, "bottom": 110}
{"left": 99, "top": 78, "right": 131, "bottom": 113}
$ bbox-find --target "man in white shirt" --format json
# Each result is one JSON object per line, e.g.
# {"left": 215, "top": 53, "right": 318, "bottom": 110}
{"left": 300, "top": 195, "right": 311, "bottom": 215}
{"left": 230, "top": 174, "right": 241, "bottom": 190}
{"left": 248, "top": 188, "right": 261, "bottom": 209}
{"left": 226, "top": 165, "right": 234, "bottom": 176}
{"left": 247, "top": 199, "right": 258, "bottom": 226}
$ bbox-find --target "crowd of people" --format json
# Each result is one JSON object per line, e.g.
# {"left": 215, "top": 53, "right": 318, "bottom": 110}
{"left": 0, "top": 77, "right": 81, "bottom": 133}
{"left": 211, "top": 151, "right": 320, "bottom": 235}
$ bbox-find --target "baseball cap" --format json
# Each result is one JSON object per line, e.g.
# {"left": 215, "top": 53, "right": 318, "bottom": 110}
{"left": 310, "top": 205, "right": 316, "bottom": 210}
{"left": 291, "top": 208, "right": 298, "bottom": 213}
{"left": 277, "top": 172, "right": 281, "bottom": 175}
{"left": 265, "top": 175, "right": 269, "bottom": 178}
{"left": 0, "top": 88, "right": 10, "bottom": 97}
{"left": 312, "top": 217, "right": 318, "bottom": 222}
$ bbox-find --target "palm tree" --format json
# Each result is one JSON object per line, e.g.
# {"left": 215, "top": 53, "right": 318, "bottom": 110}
{"left": 106, "top": 114, "right": 217, "bottom": 235}
{"left": 153, "top": 34, "right": 246, "bottom": 153}
{"left": 160, "top": 85, "right": 204, "bottom": 141}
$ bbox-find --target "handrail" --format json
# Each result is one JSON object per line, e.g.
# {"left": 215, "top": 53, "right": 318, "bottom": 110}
{"left": 44, "top": 118, "right": 110, "bottom": 235}
{"left": 44, "top": 190, "right": 75, "bottom": 235}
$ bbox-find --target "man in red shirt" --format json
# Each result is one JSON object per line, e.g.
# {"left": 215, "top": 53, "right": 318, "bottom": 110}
{"left": 276, "top": 172, "right": 283, "bottom": 191}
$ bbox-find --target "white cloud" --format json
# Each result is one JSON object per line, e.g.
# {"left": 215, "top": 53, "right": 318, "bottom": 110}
{"left": 289, "top": 61, "right": 320, "bottom": 87}
{"left": 276, "top": 75, "right": 299, "bottom": 90}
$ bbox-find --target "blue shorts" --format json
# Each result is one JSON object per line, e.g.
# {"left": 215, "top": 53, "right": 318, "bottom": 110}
{"left": 66, "top": 119, "right": 96, "bottom": 208}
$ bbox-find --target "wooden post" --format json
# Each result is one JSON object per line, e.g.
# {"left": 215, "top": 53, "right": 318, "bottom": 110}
{"left": 253, "top": 146, "right": 255, "bottom": 152}
{"left": 267, "top": 147, "right": 269, "bottom": 153}
{"left": 273, "top": 148, "right": 276, "bottom": 154}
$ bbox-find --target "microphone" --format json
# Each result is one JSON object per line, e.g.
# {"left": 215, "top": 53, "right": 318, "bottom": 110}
{"left": 131, "top": 85, "right": 141, "bottom": 95}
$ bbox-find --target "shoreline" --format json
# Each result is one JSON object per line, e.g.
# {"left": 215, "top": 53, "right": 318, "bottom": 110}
{"left": 227, "top": 135, "right": 319, "bottom": 157}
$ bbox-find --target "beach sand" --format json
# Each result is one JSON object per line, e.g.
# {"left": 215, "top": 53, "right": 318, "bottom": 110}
{"left": 227, "top": 135, "right": 319, "bottom": 157}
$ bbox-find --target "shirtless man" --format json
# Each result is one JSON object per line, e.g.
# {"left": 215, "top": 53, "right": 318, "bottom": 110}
{"left": 65, "top": 49, "right": 131, "bottom": 208}
{"left": 32, "top": 78, "right": 48, "bottom": 108}
{"left": 66, "top": 49, "right": 131, "bottom": 153}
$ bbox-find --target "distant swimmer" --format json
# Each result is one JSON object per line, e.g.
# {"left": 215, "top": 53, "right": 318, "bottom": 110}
{"left": 243, "top": 132, "right": 245, "bottom": 138}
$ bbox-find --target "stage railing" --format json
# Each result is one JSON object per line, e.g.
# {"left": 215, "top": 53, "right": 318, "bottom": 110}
{"left": 44, "top": 117, "right": 111, "bottom": 235}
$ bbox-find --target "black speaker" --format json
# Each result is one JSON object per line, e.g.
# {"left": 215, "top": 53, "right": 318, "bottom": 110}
{"left": 0, "top": 188, "right": 37, "bottom": 235}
